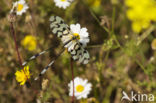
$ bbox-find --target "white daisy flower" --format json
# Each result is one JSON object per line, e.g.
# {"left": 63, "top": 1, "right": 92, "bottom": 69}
{"left": 70, "top": 23, "right": 90, "bottom": 47}
{"left": 68, "top": 77, "right": 92, "bottom": 100}
{"left": 11, "top": 0, "right": 29, "bottom": 15}
{"left": 54, "top": 0, "right": 71, "bottom": 9}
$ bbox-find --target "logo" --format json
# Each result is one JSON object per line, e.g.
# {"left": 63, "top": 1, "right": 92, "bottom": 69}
{"left": 121, "top": 91, "right": 155, "bottom": 102}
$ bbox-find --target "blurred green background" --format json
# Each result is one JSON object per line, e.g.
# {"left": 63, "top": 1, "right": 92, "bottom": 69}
{"left": 0, "top": 0, "right": 156, "bottom": 103}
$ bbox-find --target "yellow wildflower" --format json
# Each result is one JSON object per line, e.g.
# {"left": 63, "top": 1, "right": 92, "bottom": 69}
{"left": 125, "top": 0, "right": 156, "bottom": 33}
{"left": 15, "top": 66, "right": 31, "bottom": 85}
{"left": 21, "top": 35, "right": 37, "bottom": 51}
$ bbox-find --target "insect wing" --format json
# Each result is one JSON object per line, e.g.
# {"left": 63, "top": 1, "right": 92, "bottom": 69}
{"left": 70, "top": 42, "right": 90, "bottom": 64}
{"left": 50, "top": 16, "right": 73, "bottom": 47}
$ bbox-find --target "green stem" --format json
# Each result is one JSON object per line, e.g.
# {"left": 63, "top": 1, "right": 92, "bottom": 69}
{"left": 135, "top": 59, "right": 146, "bottom": 73}
{"left": 111, "top": 7, "right": 116, "bottom": 33}
{"left": 137, "top": 26, "right": 155, "bottom": 46}
{"left": 89, "top": 9, "right": 110, "bottom": 34}
{"left": 87, "top": 45, "right": 102, "bottom": 48}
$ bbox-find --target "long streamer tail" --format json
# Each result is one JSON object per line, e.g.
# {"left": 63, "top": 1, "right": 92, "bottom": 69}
{"left": 34, "top": 48, "right": 65, "bottom": 80}
{"left": 22, "top": 47, "right": 53, "bottom": 66}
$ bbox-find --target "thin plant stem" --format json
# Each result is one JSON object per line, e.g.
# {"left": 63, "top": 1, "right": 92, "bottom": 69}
{"left": 89, "top": 9, "right": 110, "bottom": 34}
{"left": 70, "top": 57, "right": 75, "bottom": 103}
{"left": 137, "top": 25, "right": 155, "bottom": 45}
{"left": 111, "top": 6, "right": 122, "bottom": 48}
{"left": 111, "top": 7, "right": 116, "bottom": 33}
{"left": 87, "top": 45, "right": 102, "bottom": 48}
{"left": 29, "top": 0, "right": 38, "bottom": 36}
{"left": 10, "top": 22, "right": 23, "bottom": 67}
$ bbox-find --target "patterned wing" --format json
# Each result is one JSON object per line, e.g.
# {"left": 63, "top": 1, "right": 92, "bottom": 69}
{"left": 50, "top": 16, "right": 73, "bottom": 46}
{"left": 69, "top": 42, "right": 90, "bottom": 64}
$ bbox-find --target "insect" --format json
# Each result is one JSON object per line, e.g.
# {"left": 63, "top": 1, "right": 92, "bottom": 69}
{"left": 49, "top": 16, "right": 90, "bottom": 64}
{"left": 22, "top": 16, "right": 90, "bottom": 80}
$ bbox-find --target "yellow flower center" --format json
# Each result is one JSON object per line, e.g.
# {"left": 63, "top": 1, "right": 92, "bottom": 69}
{"left": 61, "top": 0, "right": 66, "bottom": 2}
{"left": 17, "top": 4, "right": 24, "bottom": 11}
{"left": 73, "top": 33, "right": 80, "bottom": 40}
{"left": 76, "top": 85, "right": 84, "bottom": 92}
